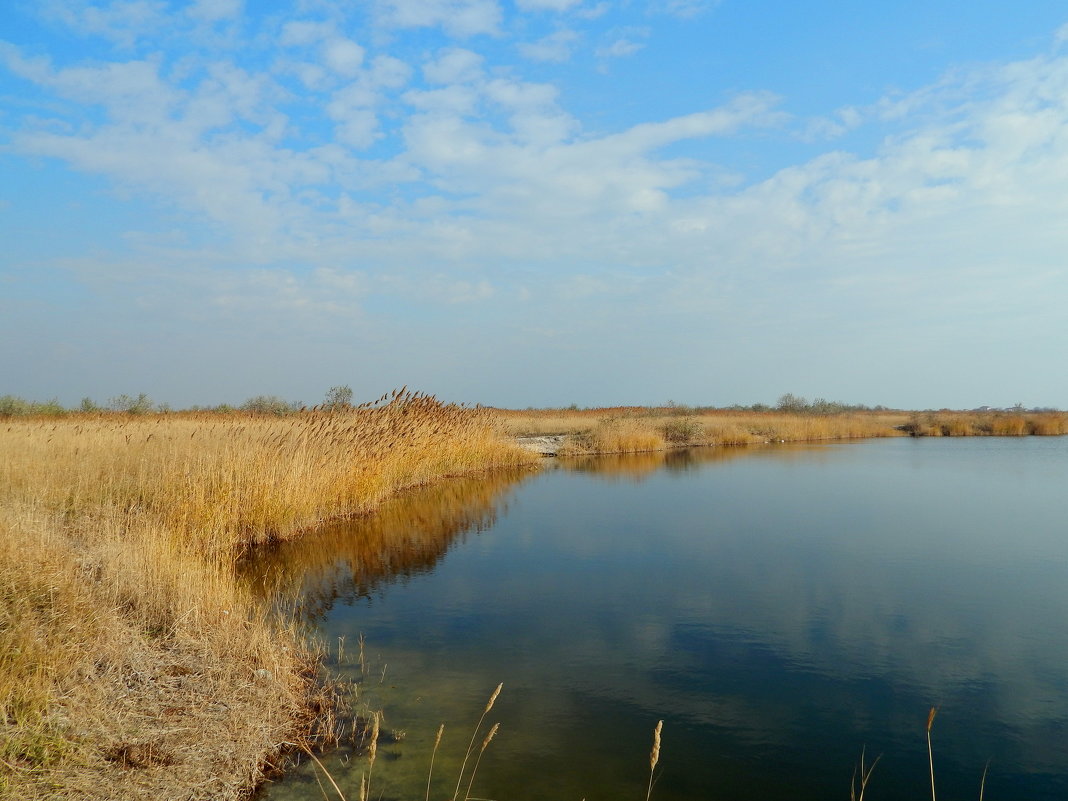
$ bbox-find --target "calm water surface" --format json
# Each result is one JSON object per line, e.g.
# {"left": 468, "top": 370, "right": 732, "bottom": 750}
{"left": 252, "top": 437, "right": 1068, "bottom": 801}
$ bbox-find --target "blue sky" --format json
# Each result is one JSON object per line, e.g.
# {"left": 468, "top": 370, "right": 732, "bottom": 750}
{"left": 3, "top": 0, "right": 1068, "bottom": 409}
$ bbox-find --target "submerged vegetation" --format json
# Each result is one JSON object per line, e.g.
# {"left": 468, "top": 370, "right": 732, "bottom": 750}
{"left": 1, "top": 388, "right": 1066, "bottom": 799}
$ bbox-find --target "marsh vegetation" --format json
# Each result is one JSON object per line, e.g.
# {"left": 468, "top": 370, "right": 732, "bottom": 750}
{"left": 493, "top": 404, "right": 1067, "bottom": 453}
{"left": 2, "top": 391, "right": 1066, "bottom": 799}
{"left": 0, "top": 392, "right": 534, "bottom": 800}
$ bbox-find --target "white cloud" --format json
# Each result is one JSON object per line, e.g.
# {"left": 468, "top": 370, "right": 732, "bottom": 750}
{"left": 599, "top": 92, "right": 785, "bottom": 153}
{"left": 187, "top": 0, "right": 242, "bottom": 22}
{"left": 8, "top": 12, "right": 1068, "bottom": 345}
{"left": 334, "top": 110, "right": 381, "bottom": 148}
{"left": 313, "top": 267, "right": 365, "bottom": 295}
{"left": 380, "top": 274, "right": 495, "bottom": 303}
{"left": 515, "top": 0, "right": 582, "bottom": 10}
{"left": 2, "top": 51, "right": 181, "bottom": 126}
{"left": 41, "top": 0, "right": 169, "bottom": 46}
{"left": 483, "top": 78, "right": 558, "bottom": 109}
{"left": 596, "top": 37, "right": 644, "bottom": 59}
{"left": 518, "top": 29, "right": 580, "bottom": 63}
{"left": 368, "top": 55, "right": 414, "bottom": 89}
{"left": 802, "top": 106, "right": 864, "bottom": 141}
{"left": 279, "top": 20, "right": 334, "bottom": 47}
{"left": 323, "top": 38, "right": 366, "bottom": 76}
{"left": 423, "top": 48, "right": 484, "bottom": 84}
{"left": 575, "top": 2, "right": 609, "bottom": 19}
{"left": 375, "top": 0, "right": 502, "bottom": 37}
{"left": 403, "top": 84, "right": 481, "bottom": 114}
{"left": 655, "top": 0, "right": 719, "bottom": 19}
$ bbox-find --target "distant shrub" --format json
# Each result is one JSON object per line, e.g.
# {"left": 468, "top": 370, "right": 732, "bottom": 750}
{"left": 660, "top": 417, "right": 703, "bottom": 444}
{"left": 240, "top": 395, "right": 297, "bottom": 415}
{"left": 107, "top": 393, "right": 154, "bottom": 415}
{"left": 775, "top": 394, "right": 879, "bottom": 415}
{"left": 324, "top": 385, "right": 354, "bottom": 410}
{"left": 0, "top": 395, "right": 68, "bottom": 417}
{"left": 0, "top": 395, "right": 31, "bottom": 417}
{"left": 32, "top": 399, "right": 67, "bottom": 417}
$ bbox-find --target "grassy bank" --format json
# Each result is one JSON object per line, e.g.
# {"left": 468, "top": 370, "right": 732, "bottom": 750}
{"left": 493, "top": 406, "right": 912, "bottom": 452}
{"left": 0, "top": 392, "right": 536, "bottom": 800}
{"left": 901, "top": 410, "right": 1068, "bottom": 437}
{"left": 493, "top": 406, "right": 1068, "bottom": 454}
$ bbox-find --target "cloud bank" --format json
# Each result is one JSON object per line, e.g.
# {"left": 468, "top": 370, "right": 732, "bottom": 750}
{"left": 2, "top": 2, "right": 1067, "bottom": 408}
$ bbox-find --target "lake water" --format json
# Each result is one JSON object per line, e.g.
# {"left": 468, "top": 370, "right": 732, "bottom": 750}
{"left": 251, "top": 437, "right": 1068, "bottom": 801}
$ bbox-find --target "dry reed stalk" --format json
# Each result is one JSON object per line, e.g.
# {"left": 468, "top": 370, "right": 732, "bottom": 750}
{"left": 463, "top": 722, "right": 500, "bottom": 801}
{"left": 646, "top": 719, "right": 663, "bottom": 801}
{"left": 0, "top": 393, "right": 535, "bottom": 801}
{"left": 452, "top": 683, "right": 503, "bottom": 801}
{"left": 426, "top": 723, "right": 445, "bottom": 801}
{"left": 365, "top": 711, "right": 380, "bottom": 795}
{"left": 927, "top": 706, "right": 938, "bottom": 801}
{"left": 849, "top": 748, "right": 880, "bottom": 801}
{"left": 301, "top": 746, "right": 348, "bottom": 801}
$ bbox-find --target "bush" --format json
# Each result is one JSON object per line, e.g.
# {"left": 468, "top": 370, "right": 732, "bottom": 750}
{"left": 324, "top": 385, "right": 353, "bottom": 410}
{"left": 0, "top": 395, "right": 31, "bottom": 417}
{"left": 660, "top": 418, "right": 703, "bottom": 444}
{"left": 0, "top": 396, "right": 67, "bottom": 417}
{"left": 240, "top": 395, "right": 297, "bottom": 415}
{"left": 107, "top": 393, "right": 154, "bottom": 415}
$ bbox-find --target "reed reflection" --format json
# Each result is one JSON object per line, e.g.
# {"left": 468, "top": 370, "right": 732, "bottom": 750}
{"left": 559, "top": 442, "right": 769, "bottom": 480}
{"left": 240, "top": 467, "right": 535, "bottom": 621}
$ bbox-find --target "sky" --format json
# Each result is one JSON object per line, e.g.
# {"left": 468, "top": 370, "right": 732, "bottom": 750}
{"left": 2, "top": 0, "right": 1068, "bottom": 410}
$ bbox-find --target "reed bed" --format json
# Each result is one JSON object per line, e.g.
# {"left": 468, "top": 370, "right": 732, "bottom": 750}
{"left": 494, "top": 408, "right": 912, "bottom": 454}
{"left": 496, "top": 406, "right": 1066, "bottom": 455}
{"left": 0, "top": 392, "right": 535, "bottom": 800}
{"left": 902, "top": 411, "right": 1068, "bottom": 437}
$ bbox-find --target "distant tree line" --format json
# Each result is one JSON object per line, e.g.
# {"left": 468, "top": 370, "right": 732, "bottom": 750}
{"left": 660, "top": 395, "right": 894, "bottom": 415}
{"left": 0, "top": 384, "right": 358, "bottom": 418}
{"left": 1, "top": 387, "right": 1059, "bottom": 418}
{"left": 770, "top": 393, "right": 893, "bottom": 415}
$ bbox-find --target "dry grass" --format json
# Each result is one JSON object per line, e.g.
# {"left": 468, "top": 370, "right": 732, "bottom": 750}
{"left": 0, "top": 392, "right": 535, "bottom": 800}
{"left": 494, "top": 407, "right": 912, "bottom": 454}
{"left": 496, "top": 406, "right": 1067, "bottom": 455}
{"left": 903, "top": 411, "right": 1068, "bottom": 438}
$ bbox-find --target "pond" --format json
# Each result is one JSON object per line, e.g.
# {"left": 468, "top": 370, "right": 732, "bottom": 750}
{"left": 250, "top": 436, "right": 1068, "bottom": 801}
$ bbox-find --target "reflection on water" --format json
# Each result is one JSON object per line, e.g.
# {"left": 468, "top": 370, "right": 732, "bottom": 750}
{"left": 257, "top": 437, "right": 1068, "bottom": 801}
{"left": 241, "top": 467, "right": 535, "bottom": 621}
{"left": 561, "top": 442, "right": 767, "bottom": 480}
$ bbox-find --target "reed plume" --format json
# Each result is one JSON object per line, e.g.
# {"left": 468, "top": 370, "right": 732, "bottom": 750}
{"left": 426, "top": 723, "right": 445, "bottom": 801}
{"left": 927, "top": 706, "right": 938, "bottom": 801}
{"left": 463, "top": 722, "right": 500, "bottom": 801}
{"left": 452, "top": 682, "right": 503, "bottom": 801}
{"left": 646, "top": 719, "right": 663, "bottom": 801}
